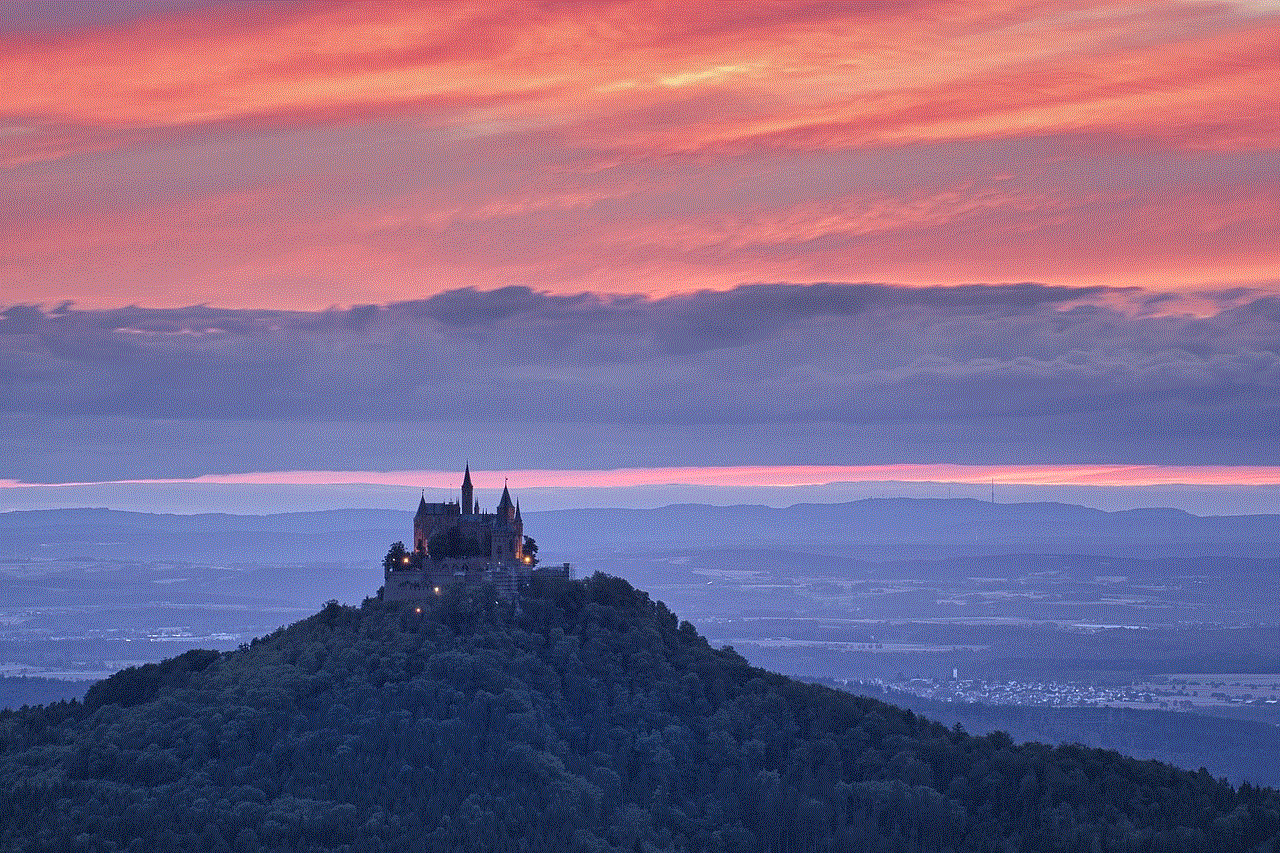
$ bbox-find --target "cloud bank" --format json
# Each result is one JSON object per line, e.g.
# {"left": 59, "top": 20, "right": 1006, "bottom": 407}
{"left": 3, "top": 283, "right": 1277, "bottom": 482}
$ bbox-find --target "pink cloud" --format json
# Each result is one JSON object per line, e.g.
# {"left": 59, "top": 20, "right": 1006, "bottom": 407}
{"left": 1, "top": 1, "right": 1275, "bottom": 308}
{"left": 4, "top": 2, "right": 1273, "bottom": 156}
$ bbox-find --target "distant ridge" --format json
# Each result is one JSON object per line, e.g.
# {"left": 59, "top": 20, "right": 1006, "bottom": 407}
{"left": 4, "top": 498, "right": 1278, "bottom": 561}
{"left": 530, "top": 498, "right": 1280, "bottom": 559}
{"left": 0, "top": 507, "right": 412, "bottom": 563}
{"left": 0, "top": 506, "right": 412, "bottom": 533}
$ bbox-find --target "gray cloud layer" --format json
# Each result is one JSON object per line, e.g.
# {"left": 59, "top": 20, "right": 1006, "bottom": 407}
{"left": 3, "top": 283, "right": 1278, "bottom": 481}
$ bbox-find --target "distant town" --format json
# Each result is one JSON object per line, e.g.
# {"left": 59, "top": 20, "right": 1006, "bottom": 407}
{"left": 866, "top": 673, "right": 1280, "bottom": 711}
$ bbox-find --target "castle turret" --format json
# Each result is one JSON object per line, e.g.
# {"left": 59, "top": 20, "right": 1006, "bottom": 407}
{"left": 497, "top": 481, "right": 514, "bottom": 522}
{"left": 514, "top": 500, "right": 525, "bottom": 560}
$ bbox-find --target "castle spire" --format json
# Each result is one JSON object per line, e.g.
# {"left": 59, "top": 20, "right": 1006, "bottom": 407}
{"left": 497, "top": 479, "right": 514, "bottom": 521}
{"left": 515, "top": 499, "right": 522, "bottom": 523}
{"left": 461, "top": 463, "right": 474, "bottom": 515}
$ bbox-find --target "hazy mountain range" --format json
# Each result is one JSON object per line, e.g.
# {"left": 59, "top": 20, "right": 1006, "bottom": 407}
{"left": 4, "top": 498, "right": 1277, "bottom": 564}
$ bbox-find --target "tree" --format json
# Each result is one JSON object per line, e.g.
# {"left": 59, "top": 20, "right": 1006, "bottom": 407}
{"left": 383, "top": 541, "right": 409, "bottom": 571}
{"left": 428, "top": 528, "right": 484, "bottom": 559}
{"left": 523, "top": 536, "right": 539, "bottom": 566}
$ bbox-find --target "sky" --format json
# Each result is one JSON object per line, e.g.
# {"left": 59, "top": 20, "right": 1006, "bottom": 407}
{"left": 1, "top": 1, "right": 1278, "bottom": 514}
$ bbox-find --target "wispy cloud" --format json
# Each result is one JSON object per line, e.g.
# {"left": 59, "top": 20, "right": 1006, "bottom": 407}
{"left": 5, "top": 2, "right": 1273, "bottom": 154}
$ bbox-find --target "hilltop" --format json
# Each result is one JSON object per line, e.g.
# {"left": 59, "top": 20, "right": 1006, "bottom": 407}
{"left": 1, "top": 575, "right": 1277, "bottom": 853}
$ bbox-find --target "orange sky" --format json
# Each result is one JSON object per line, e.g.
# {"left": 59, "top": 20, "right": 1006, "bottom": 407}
{"left": 2, "top": 0, "right": 1277, "bottom": 309}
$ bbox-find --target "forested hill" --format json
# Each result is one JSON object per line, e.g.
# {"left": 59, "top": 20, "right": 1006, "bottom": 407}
{"left": 1, "top": 577, "right": 1277, "bottom": 853}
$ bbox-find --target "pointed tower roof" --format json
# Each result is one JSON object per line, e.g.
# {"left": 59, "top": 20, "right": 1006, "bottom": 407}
{"left": 415, "top": 491, "right": 428, "bottom": 517}
{"left": 462, "top": 463, "right": 473, "bottom": 489}
{"left": 497, "top": 480, "right": 513, "bottom": 512}
{"left": 515, "top": 500, "right": 522, "bottom": 523}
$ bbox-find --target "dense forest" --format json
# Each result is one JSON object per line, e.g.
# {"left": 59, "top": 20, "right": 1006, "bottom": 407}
{"left": 1, "top": 575, "right": 1276, "bottom": 852}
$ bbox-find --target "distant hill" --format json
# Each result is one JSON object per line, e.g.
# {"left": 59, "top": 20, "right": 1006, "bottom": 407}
{"left": 0, "top": 576, "right": 1276, "bottom": 852}
{"left": 4, "top": 498, "right": 1278, "bottom": 562}
{"left": 532, "top": 499, "right": 1280, "bottom": 559}
{"left": 0, "top": 507, "right": 411, "bottom": 563}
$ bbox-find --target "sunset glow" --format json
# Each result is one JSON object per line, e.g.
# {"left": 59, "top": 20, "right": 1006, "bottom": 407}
{"left": 2, "top": 1, "right": 1276, "bottom": 309}
{"left": 9, "top": 464, "right": 1280, "bottom": 491}
{"left": 1, "top": 2, "right": 1276, "bottom": 509}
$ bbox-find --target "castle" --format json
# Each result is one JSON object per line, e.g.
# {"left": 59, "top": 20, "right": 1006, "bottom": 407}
{"left": 414, "top": 464, "right": 526, "bottom": 564}
{"left": 383, "top": 465, "right": 569, "bottom": 601}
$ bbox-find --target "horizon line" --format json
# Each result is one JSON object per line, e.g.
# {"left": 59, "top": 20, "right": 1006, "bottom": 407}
{"left": 6, "top": 463, "right": 1280, "bottom": 491}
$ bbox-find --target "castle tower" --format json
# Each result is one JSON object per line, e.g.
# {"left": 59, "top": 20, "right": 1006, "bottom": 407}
{"left": 461, "top": 464, "right": 474, "bottom": 516}
{"left": 413, "top": 492, "right": 429, "bottom": 553}
{"left": 497, "top": 481, "right": 514, "bottom": 522}
{"left": 490, "top": 481, "right": 521, "bottom": 561}
{"left": 514, "top": 500, "right": 525, "bottom": 560}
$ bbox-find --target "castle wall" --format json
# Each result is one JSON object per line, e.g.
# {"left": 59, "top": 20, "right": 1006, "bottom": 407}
{"left": 384, "top": 559, "right": 517, "bottom": 600}
{"left": 383, "top": 561, "right": 574, "bottom": 602}
{"left": 413, "top": 501, "right": 463, "bottom": 552}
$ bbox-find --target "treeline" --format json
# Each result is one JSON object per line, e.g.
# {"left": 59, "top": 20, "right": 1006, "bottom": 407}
{"left": 0, "top": 676, "right": 88, "bottom": 712}
{"left": 0, "top": 574, "right": 1276, "bottom": 852}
